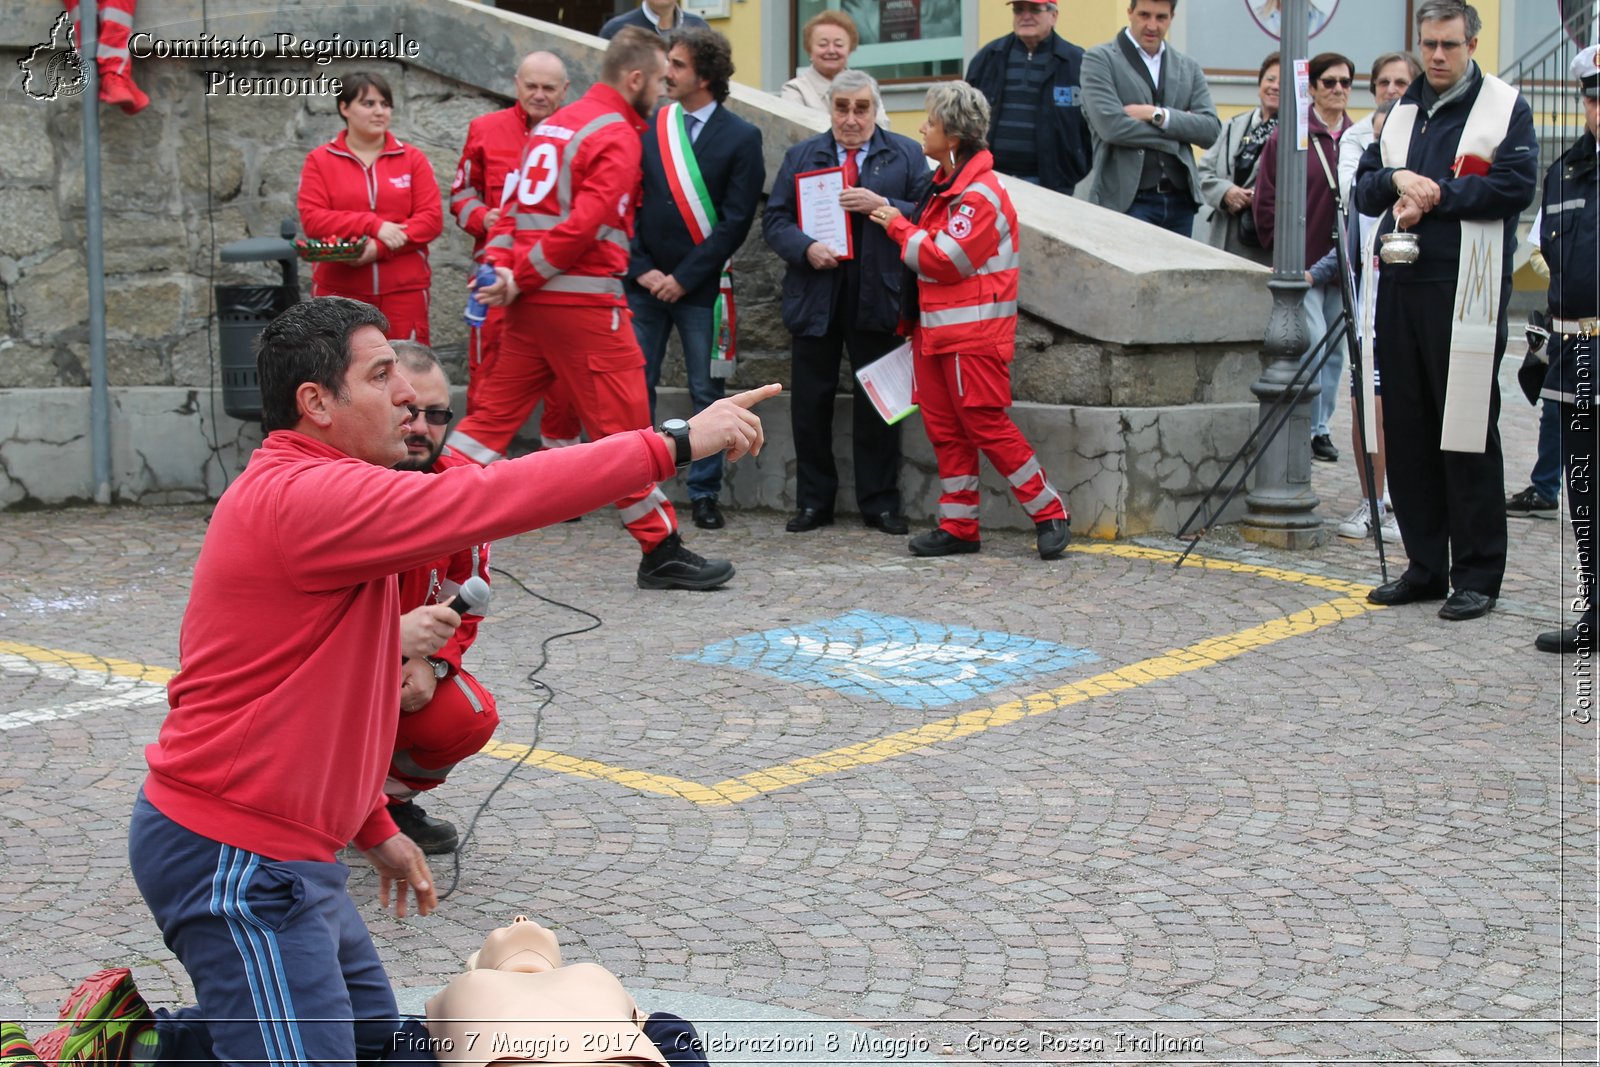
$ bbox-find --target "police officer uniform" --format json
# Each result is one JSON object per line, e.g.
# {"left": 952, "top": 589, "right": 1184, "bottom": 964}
{"left": 1534, "top": 46, "right": 1600, "bottom": 653}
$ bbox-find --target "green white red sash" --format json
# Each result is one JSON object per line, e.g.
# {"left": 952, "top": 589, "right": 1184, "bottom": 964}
{"left": 658, "top": 102, "right": 736, "bottom": 377}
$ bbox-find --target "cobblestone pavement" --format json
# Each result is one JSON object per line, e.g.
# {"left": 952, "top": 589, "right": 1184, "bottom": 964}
{"left": 1, "top": 378, "right": 1595, "bottom": 1065}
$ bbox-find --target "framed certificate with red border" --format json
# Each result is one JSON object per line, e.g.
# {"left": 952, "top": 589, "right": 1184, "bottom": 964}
{"left": 794, "top": 165, "right": 854, "bottom": 261}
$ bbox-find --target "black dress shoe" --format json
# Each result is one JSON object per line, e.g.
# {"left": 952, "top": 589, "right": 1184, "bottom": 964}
{"left": 1035, "top": 518, "right": 1071, "bottom": 560}
{"left": 862, "top": 511, "right": 909, "bottom": 535}
{"left": 1536, "top": 626, "right": 1583, "bottom": 653}
{"left": 785, "top": 507, "right": 834, "bottom": 533}
{"left": 1438, "top": 589, "right": 1495, "bottom": 621}
{"left": 1367, "top": 577, "right": 1448, "bottom": 606}
{"left": 691, "top": 497, "right": 725, "bottom": 530}
{"left": 908, "top": 528, "right": 980, "bottom": 557}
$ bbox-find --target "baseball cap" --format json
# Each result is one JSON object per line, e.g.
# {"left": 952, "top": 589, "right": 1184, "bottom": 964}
{"left": 1573, "top": 44, "right": 1599, "bottom": 100}
{"left": 1007, "top": 0, "right": 1058, "bottom": 8}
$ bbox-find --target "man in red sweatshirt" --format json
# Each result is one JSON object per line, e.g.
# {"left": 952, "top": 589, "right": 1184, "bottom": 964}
{"left": 41, "top": 297, "right": 776, "bottom": 1066}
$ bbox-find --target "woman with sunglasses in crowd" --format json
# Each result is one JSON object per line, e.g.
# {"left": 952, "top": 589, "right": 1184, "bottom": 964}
{"left": 1252, "top": 51, "right": 1357, "bottom": 465}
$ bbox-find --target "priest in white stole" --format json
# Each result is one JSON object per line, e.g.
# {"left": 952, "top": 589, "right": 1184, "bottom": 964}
{"left": 1351, "top": 0, "right": 1538, "bottom": 622}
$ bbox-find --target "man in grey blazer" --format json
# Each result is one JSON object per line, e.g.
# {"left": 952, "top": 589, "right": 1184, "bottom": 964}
{"left": 1080, "top": 0, "right": 1220, "bottom": 236}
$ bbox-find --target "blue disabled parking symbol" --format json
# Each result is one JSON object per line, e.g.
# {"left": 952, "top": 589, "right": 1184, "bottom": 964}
{"left": 682, "top": 610, "right": 1099, "bottom": 709}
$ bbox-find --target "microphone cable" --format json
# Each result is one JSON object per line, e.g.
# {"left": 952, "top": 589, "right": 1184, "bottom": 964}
{"left": 433, "top": 562, "right": 602, "bottom": 900}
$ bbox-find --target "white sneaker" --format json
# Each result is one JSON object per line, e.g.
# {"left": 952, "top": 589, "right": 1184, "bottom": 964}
{"left": 1336, "top": 500, "right": 1373, "bottom": 539}
{"left": 1378, "top": 512, "right": 1400, "bottom": 541}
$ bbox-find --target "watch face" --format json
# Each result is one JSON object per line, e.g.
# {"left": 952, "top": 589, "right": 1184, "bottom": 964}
{"left": 664, "top": 419, "right": 690, "bottom": 432}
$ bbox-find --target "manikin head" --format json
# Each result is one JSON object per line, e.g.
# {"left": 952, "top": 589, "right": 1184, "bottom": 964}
{"left": 467, "top": 916, "right": 564, "bottom": 973}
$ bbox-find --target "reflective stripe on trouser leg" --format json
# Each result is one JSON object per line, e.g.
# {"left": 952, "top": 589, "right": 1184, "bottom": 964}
{"left": 1002, "top": 455, "right": 1066, "bottom": 520}
{"left": 915, "top": 345, "right": 983, "bottom": 541}
{"left": 945, "top": 349, "right": 1067, "bottom": 526}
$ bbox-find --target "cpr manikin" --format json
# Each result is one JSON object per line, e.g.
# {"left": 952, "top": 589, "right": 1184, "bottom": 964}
{"left": 425, "top": 917, "right": 673, "bottom": 1067}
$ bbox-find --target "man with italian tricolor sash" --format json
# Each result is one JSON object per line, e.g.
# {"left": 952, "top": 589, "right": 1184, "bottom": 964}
{"left": 1352, "top": 0, "right": 1538, "bottom": 624}
{"left": 627, "top": 28, "right": 765, "bottom": 532}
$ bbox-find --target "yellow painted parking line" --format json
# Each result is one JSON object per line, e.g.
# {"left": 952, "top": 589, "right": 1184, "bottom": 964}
{"left": 474, "top": 543, "right": 1385, "bottom": 806}
{"left": 0, "top": 641, "right": 176, "bottom": 684}
{"left": 2, "top": 546, "right": 1381, "bottom": 805}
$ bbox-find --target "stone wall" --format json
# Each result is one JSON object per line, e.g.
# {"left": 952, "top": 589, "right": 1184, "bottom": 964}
{"left": 0, "top": 0, "right": 1271, "bottom": 535}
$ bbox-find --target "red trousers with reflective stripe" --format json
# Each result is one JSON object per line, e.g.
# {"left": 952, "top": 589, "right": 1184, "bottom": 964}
{"left": 451, "top": 302, "right": 678, "bottom": 551}
{"left": 64, "top": 0, "right": 136, "bottom": 75}
{"left": 467, "top": 301, "right": 582, "bottom": 444}
{"left": 387, "top": 667, "right": 499, "bottom": 797}
{"left": 914, "top": 347, "right": 1065, "bottom": 541}
{"left": 314, "top": 284, "right": 431, "bottom": 345}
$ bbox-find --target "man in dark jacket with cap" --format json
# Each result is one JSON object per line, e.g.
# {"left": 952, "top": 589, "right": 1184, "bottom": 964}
{"left": 965, "top": 0, "right": 1092, "bottom": 194}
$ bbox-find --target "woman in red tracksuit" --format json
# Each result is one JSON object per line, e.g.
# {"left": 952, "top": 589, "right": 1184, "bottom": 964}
{"left": 298, "top": 72, "right": 443, "bottom": 343}
{"left": 868, "top": 82, "right": 1070, "bottom": 561}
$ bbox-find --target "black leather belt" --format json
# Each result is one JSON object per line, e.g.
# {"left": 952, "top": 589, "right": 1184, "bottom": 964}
{"left": 1140, "top": 178, "right": 1180, "bottom": 195}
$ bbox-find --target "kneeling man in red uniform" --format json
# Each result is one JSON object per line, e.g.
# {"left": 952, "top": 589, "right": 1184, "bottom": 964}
{"left": 388, "top": 341, "right": 499, "bottom": 854}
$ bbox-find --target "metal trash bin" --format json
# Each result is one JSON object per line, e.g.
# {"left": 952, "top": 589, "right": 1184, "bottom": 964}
{"left": 215, "top": 222, "right": 300, "bottom": 421}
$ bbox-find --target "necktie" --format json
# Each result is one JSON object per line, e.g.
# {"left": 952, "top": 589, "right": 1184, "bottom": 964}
{"left": 685, "top": 114, "right": 699, "bottom": 143}
{"left": 843, "top": 148, "right": 860, "bottom": 187}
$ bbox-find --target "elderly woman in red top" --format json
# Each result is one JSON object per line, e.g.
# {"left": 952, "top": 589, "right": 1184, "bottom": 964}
{"left": 867, "top": 81, "right": 1069, "bottom": 560}
{"left": 298, "top": 72, "right": 443, "bottom": 343}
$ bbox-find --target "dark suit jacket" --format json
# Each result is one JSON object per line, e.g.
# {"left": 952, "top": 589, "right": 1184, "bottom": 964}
{"left": 626, "top": 102, "right": 765, "bottom": 309}
{"left": 762, "top": 126, "right": 931, "bottom": 338}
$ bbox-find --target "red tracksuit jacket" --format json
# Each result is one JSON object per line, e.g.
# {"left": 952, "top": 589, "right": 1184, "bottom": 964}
{"left": 298, "top": 129, "right": 443, "bottom": 297}
{"left": 887, "top": 150, "right": 1021, "bottom": 359}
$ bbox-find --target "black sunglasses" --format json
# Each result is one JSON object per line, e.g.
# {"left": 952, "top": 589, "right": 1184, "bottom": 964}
{"left": 406, "top": 406, "right": 454, "bottom": 426}
{"left": 1318, "top": 77, "right": 1354, "bottom": 89}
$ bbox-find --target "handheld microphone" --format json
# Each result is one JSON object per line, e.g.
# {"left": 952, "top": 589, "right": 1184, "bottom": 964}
{"left": 447, "top": 576, "right": 491, "bottom": 616}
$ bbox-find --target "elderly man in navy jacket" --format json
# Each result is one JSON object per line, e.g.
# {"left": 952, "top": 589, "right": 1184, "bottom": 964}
{"left": 627, "top": 28, "right": 764, "bottom": 530}
{"left": 964, "top": 0, "right": 1092, "bottom": 195}
{"left": 763, "top": 70, "right": 930, "bottom": 535}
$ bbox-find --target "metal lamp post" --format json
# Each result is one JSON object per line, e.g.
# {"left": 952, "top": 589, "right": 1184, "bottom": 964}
{"left": 1241, "top": 0, "right": 1327, "bottom": 548}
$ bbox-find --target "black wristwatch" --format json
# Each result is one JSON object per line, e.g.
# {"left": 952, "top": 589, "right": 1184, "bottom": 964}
{"left": 661, "top": 418, "right": 692, "bottom": 470}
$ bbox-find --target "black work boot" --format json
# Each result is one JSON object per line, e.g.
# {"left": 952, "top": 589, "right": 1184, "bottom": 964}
{"left": 389, "top": 799, "right": 458, "bottom": 854}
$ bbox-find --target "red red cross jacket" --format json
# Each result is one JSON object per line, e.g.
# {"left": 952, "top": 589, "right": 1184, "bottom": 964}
{"left": 483, "top": 83, "right": 647, "bottom": 307}
{"left": 396, "top": 448, "right": 490, "bottom": 673}
{"left": 298, "top": 129, "right": 443, "bottom": 297}
{"left": 449, "top": 104, "right": 535, "bottom": 257}
{"left": 886, "top": 150, "right": 1021, "bottom": 359}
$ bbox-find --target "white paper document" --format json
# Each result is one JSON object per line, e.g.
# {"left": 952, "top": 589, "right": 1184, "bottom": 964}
{"left": 855, "top": 342, "right": 917, "bottom": 425}
{"left": 795, "top": 167, "right": 853, "bottom": 260}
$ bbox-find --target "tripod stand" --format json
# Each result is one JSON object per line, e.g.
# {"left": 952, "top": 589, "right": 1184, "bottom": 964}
{"left": 1175, "top": 192, "right": 1389, "bottom": 581}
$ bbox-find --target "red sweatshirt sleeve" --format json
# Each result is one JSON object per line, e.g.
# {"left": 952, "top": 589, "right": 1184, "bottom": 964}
{"left": 297, "top": 150, "right": 381, "bottom": 241}
{"left": 276, "top": 429, "right": 674, "bottom": 593}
